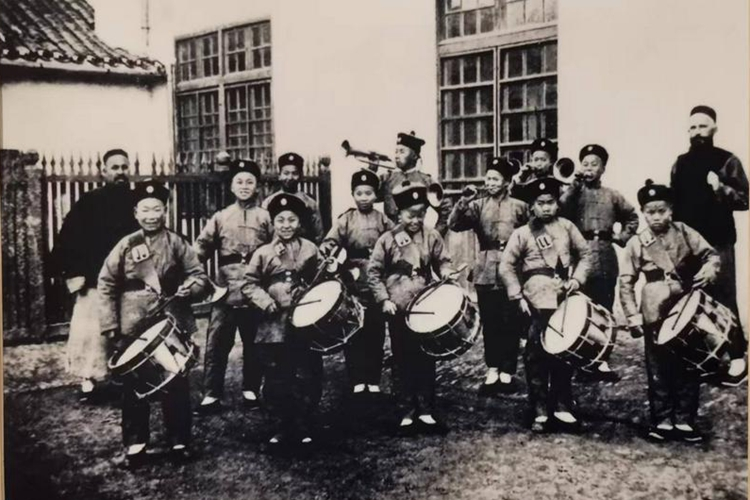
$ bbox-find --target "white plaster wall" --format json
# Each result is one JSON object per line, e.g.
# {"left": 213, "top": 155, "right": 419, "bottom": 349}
{"left": 1, "top": 80, "right": 172, "bottom": 164}
{"left": 559, "top": 0, "right": 749, "bottom": 323}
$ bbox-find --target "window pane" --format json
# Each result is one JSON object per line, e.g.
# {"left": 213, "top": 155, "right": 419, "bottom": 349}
{"left": 526, "top": 113, "right": 539, "bottom": 139}
{"left": 262, "top": 23, "right": 271, "bottom": 44}
{"left": 526, "top": 45, "right": 542, "bottom": 74}
{"left": 505, "top": 48, "right": 523, "bottom": 78}
{"left": 505, "top": 115, "right": 524, "bottom": 142}
{"left": 504, "top": 83, "right": 524, "bottom": 110}
{"left": 544, "top": 43, "right": 557, "bottom": 72}
{"left": 464, "top": 89, "right": 478, "bottom": 115}
{"left": 463, "top": 56, "right": 477, "bottom": 84}
{"left": 478, "top": 87, "right": 492, "bottom": 113}
{"left": 544, "top": 110, "right": 558, "bottom": 139}
{"left": 479, "top": 52, "right": 493, "bottom": 81}
{"left": 444, "top": 58, "right": 461, "bottom": 86}
{"left": 463, "top": 10, "right": 477, "bottom": 36}
{"left": 464, "top": 152, "right": 478, "bottom": 178}
{"left": 464, "top": 120, "right": 478, "bottom": 145}
{"left": 527, "top": 81, "right": 543, "bottom": 109}
{"left": 479, "top": 7, "right": 495, "bottom": 32}
{"left": 447, "top": 0, "right": 462, "bottom": 11}
{"left": 478, "top": 118, "right": 493, "bottom": 144}
{"left": 446, "top": 13, "right": 461, "bottom": 38}
{"left": 545, "top": 80, "right": 557, "bottom": 107}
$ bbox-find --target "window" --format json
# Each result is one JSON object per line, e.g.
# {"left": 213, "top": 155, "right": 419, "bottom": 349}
{"left": 438, "top": 41, "right": 557, "bottom": 181}
{"left": 440, "top": 0, "right": 556, "bottom": 40}
{"left": 174, "top": 20, "right": 273, "bottom": 171}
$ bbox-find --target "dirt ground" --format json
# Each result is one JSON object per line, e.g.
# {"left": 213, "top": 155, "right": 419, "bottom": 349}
{"left": 3, "top": 322, "right": 747, "bottom": 500}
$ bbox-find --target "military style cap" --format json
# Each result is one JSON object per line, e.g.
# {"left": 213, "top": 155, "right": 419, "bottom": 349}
{"left": 690, "top": 105, "right": 717, "bottom": 122}
{"left": 351, "top": 169, "right": 380, "bottom": 191}
{"left": 518, "top": 177, "right": 562, "bottom": 204}
{"left": 278, "top": 152, "right": 304, "bottom": 173}
{"left": 133, "top": 179, "right": 169, "bottom": 205}
{"left": 268, "top": 193, "right": 308, "bottom": 219}
{"left": 396, "top": 131, "right": 426, "bottom": 154}
{"left": 579, "top": 144, "right": 609, "bottom": 165}
{"left": 393, "top": 180, "right": 428, "bottom": 210}
{"left": 529, "top": 138, "right": 558, "bottom": 159}
{"left": 229, "top": 158, "right": 261, "bottom": 181}
{"left": 637, "top": 179, "right": 672, "bottom": 206}
{"left": 486, "top": 156, "right": 520, "bottom": 179}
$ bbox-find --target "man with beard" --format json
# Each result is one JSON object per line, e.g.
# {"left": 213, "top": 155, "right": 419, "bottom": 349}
{"left": 52, "top": 148, "right": 139, "bottom": 401}
{"left": 262, "top": 152, "right": 324, "bottom": 244}
{"left": 670, "top": 105, "right": 749, "bottom": 386}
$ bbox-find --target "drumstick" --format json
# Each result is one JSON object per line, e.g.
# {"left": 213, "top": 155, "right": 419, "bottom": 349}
{"left": 407, "top": 310, "right": 436, "bottom": 315}
{"left": 294, "top": 299, "right": 323, "bottom": 307}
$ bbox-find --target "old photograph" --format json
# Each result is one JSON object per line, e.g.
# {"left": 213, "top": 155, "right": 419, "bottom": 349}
{"left": 1, "top": 0, "right": 747, "bottom": 498}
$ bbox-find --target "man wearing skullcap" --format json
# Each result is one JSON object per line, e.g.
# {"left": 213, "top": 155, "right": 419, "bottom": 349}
{"left": 193, "top": 159, "right": 273, "bottom": 413}
{"left": 449, "top": 157, "right": 529, "bottom": 394}
{"left": 499, "top": 177, "right": 591, "bottom": 433}
{"left": 51, "top": 148, "right": 139, "bottom": 402}
{"left": 619, "top": 179, "right": 720, "bottom": 443}
{"left": 510, "top": 138, "right": 558, "bottom": 193}
{"left": 263, "top": 152, "right": 325, "bottom": 244}
{"left": 669, "top": 105, "right": 748, "bottom": 386}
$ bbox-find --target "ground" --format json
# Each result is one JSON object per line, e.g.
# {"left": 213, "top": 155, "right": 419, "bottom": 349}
{"left": 3, "top": 320, "right": 747, "bottom": 500}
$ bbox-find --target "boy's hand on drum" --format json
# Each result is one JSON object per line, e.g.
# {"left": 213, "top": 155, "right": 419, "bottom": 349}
{"left": 265, "top": 301, "right": 279, "bottom": 315}
{"left": 102, "top": 328, "right": 120, "bottom": 340}
{"left": 692, "top": 266, "right": 715, "bottom": 288}
{"left": 516, "top": 298, "right": 531, "bottom": 316}
{"left": 382, "top": 300, "right": 398, "bottom": 315}
{"left": 564, "top": 279, "right": 580, "bottom": 293}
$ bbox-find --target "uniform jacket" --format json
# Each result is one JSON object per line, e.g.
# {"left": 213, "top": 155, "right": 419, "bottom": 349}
{"left": 377, "top": 167, "right": 451, "bottom": 236}
{"left": 671, "top": 145, "right": 749, "bottom": 246}
{"left": 52, "top": 184, "right": 139, "bottom": 286}
{"left": 262, "top": 190, "right": 325, "bottom": 244}
{"left": 619, "top": 222, "right": 720, "bottom": 325}
{"left": 241, "top": 236, "right": 323, "bottom": 343}
{"left": 559, "top": 180, "right": 639, "bottom": 278}
{"left": 98, "top": 228, "right": 209, "bottom": 337}
{"left": 323, "top": 207, "right": 394, "bottom": 301}
{"left": 368, "top": 225, "right": 452, "bottom": 311}
{"left": 499, "top": 217, "right": 591, "bottom": 310}
{"left": 448, "top": 188, "right": 529, "bottom": 287}
{"left": 193, "top": 200, "right": 273, "bottom": 306}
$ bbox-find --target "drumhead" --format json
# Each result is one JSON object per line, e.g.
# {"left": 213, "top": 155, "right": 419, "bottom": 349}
{"left": 291, "top": 280, "right": 343, "bottom": 328}
{"left": 657, "top": 291, "right": 701, "bottom": 345}
{"left": 544, "top": 294, "right": 588, "bottom": 354}
{"left": 113, "top": 319, "right": 169, "bottom": 367}
{"left": 407, "top": 283, "right": 464, "bottom": 334}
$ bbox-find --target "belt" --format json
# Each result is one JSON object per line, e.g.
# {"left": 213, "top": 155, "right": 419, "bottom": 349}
{"left": 122, "top": 280, "right": 147, "bottom": 292}
{"left": 479, "top": 241, "right": 506, "bottom": 251}
{"left": 347, "top": 248, "right": 371, "bottom": 260}
{"left": 522, "top": 268, "right": 556, "bottom": 281}
{"left": 582, "top": 230, "right": 613, "bottom": 241}
{"left": 218, "top": 254, "right": 250, "bottom": 266}
{"left": 268, "top": 270, "right": 300, "bottom": 286}
{"left": 644, "top": 269, "right": 681, "bottom": 283}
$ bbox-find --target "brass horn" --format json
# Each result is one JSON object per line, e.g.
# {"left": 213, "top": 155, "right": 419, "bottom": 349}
{"left": 553, "top": 157, "right": 577, "bottom": 184}
{"left": 341, "top": 140, "right": 395, "bottom": 170}
{"left": 427, "top": 182, "right": 444, "bottom": 209}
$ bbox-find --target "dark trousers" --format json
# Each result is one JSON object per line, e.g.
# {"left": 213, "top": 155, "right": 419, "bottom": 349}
{"left": 203, "top": 304, "right": 261, "bottom": 398}
{"left": 122, "top": 376, "right": 191, "bottom": 447}
{"left": 525, "top": 310, "right": 575, "bottom": 417}
{"left": 257, "top": 341, "right": 323, "bottom": 437}
{"left": 644, "top": 324, "right": 700, "bottom": 426}
{"left": 710, "top": 244, "right": 746, "bottom": 358}
{"left": 583, "top": 273, "right": 616, "bottom": 311}
{"left": 344, "top": 305, "right": 386, "bottom": 386}
{"left": 389, "top": 315, "right": 436, "bottom": 416}
{"left": 476, "top": 286, "right": 524, "bottom": 374}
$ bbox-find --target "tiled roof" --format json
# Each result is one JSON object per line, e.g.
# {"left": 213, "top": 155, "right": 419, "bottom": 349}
{"left": 0, "top": 0, "right": 165, "bottom": 77}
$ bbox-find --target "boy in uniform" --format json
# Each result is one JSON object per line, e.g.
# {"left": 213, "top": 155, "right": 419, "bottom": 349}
{"left": 321, "top": 169, "right": 394, "bottom": 394}
{"left": 242, "top": 193, "right": 324, "bottom": 446}
{"left": 510, "top": 138, "right": 557, "bottom": 194}
{"left": 449, "top": 157, "right": 529, "bottom": 393}
{"left": 368, "top": 181, "right": 454, "bottom": 435}
{"left": 193, "top": 159, "right": 273, "bottom": 413}
{"left": 499, "top": 177, "right": 591, "bottom": 433}
{"left": 98, "top": 180, "right": 209, "bottom": 466}
{"left": 619, "top": 180, "right": 720, "bottom": 443}
{"left": 558, "top": 144, "right": 640, "bottom": 382}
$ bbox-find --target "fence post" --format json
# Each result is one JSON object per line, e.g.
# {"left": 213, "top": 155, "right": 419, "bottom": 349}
{"left": 318, "top": 158, "right": 332, "bottom": 232}
{"left": 1, "top": 150, "right": 46, "bottom": 342}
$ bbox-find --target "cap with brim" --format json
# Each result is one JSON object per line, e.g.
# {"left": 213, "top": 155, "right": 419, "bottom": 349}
{"left": 530, "top": 138, "right": 558, "bottom": 159}
{"left": 486, "top": 156, "right": 520, "bottom": 179}
{"left": 396, "top": 131, "right": 425, "bottom": 154}
{"left": 278, "top": 152, "right": 304, "bottom": 173}
{"left": 690, "top": 105, "right": 717, "bottom": 122}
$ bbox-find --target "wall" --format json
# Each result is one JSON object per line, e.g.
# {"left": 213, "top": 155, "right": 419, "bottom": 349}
{"left": 559, "top": 0, "right": 749, "bottom": 323}
{"left": 0, "top": 79, "right": 172, "bottom": 163}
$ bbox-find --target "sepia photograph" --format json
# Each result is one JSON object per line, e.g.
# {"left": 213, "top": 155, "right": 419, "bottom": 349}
{"left": 0, "top": 0, "right": 747, "bottom": 498}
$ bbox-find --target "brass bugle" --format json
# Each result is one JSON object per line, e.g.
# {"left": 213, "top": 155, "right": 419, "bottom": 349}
{"left": 351, "top": 157, "right": 396, "bottom": 171}
{"left": 553, "top": 157, "right": 578, "bottom": 184}
{"left": 341, "top": 140, "right": 395, "bottom": 170}
{"left": 427, "top": 182, "right": 444, "bottom": 209}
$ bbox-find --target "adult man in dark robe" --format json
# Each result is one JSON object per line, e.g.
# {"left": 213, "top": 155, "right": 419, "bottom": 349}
{"left": 52, "top": 149, "right": 139, "bottom": 400}
{"left": 670, "top": 105, "right": 749, "bottom": 386}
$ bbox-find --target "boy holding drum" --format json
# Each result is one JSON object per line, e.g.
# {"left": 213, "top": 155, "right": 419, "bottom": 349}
{"left": 619, "top": 180, "right": 720, "bottom": 443}
{"left": 499, "top": 177, "right": 591, "bottom": 433}
{"left": 98, "top": 180, "right": 209, "bottom": 466}
{"left": 320, "top": 169, "right": 394, "bottom": 395}
{"left": 368, "top": 181, "right": 453, "bottom": 436}
{"left": 242, "top": 193, "right": 324, "bottom": 447}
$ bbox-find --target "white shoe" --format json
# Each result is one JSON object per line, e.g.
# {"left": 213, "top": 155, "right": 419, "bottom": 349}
{"left": 242, "top": 391, "right": 258, "bottom": 401}
{"left": 353, "top": 384, "right": 366, "bottom": 394}
{"left": 418, "top": 414, "right": 437, "bottom": 425}
{"left": 367, "top": 385, "right": 381, "bottom": 393}
{"left": 728, "top": 359, "right": 746, "bottom": 377}
{"left": 554, "top": 411, "right": 578, "bottom": 424}
{"left": 399, "top": 417, "right": 414, "bottom": 427}
{"left": 172, "top": 444, "right": 186, "bottom": 451}
{"left": 534, "top": 415, "right": 548, "bottom": 424}
{"left": 81, "top": 379, "right": 95, "bottom": 394}
{"left": 598, "top": 362, "right": 612, "bottom": 373}
{"left": 127, "top": 443, "right": 146, "bottom": 456}
{"left": 484, "top": 368, "right": 499, "bottom": 385}
{"left": 499, "top": 372, "right": 512, "bottom": 384}
{"left": 301, "top": 437, "right": 313, "bottom": 444}
{"left": 200, "top": 396, "right": 219, "bottom": 406}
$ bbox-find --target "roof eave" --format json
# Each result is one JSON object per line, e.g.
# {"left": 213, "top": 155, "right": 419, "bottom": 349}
{"left": 0, "top": 57, "right": 167, "bottom": 84}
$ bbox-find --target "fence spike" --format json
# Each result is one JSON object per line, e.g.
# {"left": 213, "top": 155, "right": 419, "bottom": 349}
{"left": 87, "top": 153, "right": 94, "bottom": 176}
{"left": 69, "top": 154, "right": 76, "bottom": 175}
{"left": 50, "top": 154, "right": 57, "bottom": 175}
{"left": 95, "top": 152, "right": 102, "bottom": 172}
{"left": 41, "top": 154, "right": 48, "bottom": 173}
{"left": 151, "top": 153, "right": 158, "bottom": 175}
{"left": 134, "top": 153, "right": 141, "bottom": 176}
{"left": 167, "top": 155, "right": 175, "bottom": 175}
{"left": 77, "top": 153, "right": 84, "bottom": 176}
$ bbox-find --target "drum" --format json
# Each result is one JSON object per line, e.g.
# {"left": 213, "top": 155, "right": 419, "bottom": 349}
{"left": 543, "top": 293, "right": 615, "bottom": 370}
{"left": 290, "top": 280, "right": 365, "bottom": 354}
{"left": 109, "top": 316, "right": 196, "bottom": 399}
{"left": 657, "top": 289, "right": 736, "bottom": 375}
{"left": 405, "top": 281, "right": 481, "bottom": 360}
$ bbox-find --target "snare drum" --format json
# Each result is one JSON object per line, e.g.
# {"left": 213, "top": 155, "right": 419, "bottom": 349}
{"left": 109, "top": 316, "right": 196, "bottom": 399}
{"left": 290, "top": 280, "right": 365, "bottom": 354}
{"left": 405, "top": 281, "right": 481, "bottom": 360}
{"left": 657, "top": 289, "right": 736, "bottom": 375}
{"left": 543, "top": 293, "right": 615, "bottom": 370}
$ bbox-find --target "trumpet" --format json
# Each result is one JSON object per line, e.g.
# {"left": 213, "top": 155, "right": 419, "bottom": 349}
{"left": 552, "top": 157, "right": 579, "bottom": 184}
{"left": 427, "top": 182, "right": 444, "bottom": 209}
{"left": 341, "top": 140, "right": 395, "bottom": 171}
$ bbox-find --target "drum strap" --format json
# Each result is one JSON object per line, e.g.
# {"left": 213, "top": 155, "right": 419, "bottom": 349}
{"left": 639, "top": 228, "right": 682, "bottom": 282}
{"left": 128, "top": 232, "right": 163, "bottom": 295}
{"left": 529, "top": 222, "right": 568, "bottom": 277}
